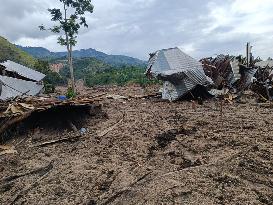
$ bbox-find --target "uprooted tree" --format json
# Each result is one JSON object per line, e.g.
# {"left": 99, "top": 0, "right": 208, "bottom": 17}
{"left": 39, "top": 0, "right": 94, "bottom": 93}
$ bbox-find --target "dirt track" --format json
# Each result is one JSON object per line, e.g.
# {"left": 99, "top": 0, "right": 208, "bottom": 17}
{"left": 1, "top": 85, "right": 273, "bottom": 205}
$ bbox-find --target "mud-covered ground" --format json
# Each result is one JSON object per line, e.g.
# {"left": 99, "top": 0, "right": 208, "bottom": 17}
{"left": 1, "top": 85, "right": 273, "bottom": 205}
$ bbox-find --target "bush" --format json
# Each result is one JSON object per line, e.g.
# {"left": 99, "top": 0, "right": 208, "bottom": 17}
{"left": 85, "top": 66, "right": 159, "bottom": 87}
{"left": 66, "top": 87, "right": 76, "bottom": 99}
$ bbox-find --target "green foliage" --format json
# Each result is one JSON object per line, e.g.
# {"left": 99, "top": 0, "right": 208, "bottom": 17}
{"left": 0, "top": 36, "right": 37, "bottom": 67}
{"left": 59, "top": 57, "right": 112, "bottom": 80}
{"left": 18, "top": 46, "right": 146, "bottom": 67}
{"left": 32, "top": 57, "right": 157, "bottom": 89}
{"left": 66, "top": 87, "right": 76, "bottom": 98}
{"left": 53, "top": 57, "right": 158, "bottom": 87}
{"left": 44, "top": 84, "right": 55, "bottom": 94}
{"left": 40, "top": 0, "right": 94, "bottom": 47}
{"left": 33, "top": 59, "right": 51, "bottom": 73}
{"left": 85, "top": 66, "right": 159, "bottom": 87}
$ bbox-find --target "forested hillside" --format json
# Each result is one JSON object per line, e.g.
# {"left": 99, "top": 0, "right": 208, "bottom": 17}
{"left": 17, "top": 46, "right": 146, "bottom": 67}
{"left": 0, "top": 36, "right": 154, "bottom": 89}
{"left": 0, "top": 37, "right": 37, "bottom": 67}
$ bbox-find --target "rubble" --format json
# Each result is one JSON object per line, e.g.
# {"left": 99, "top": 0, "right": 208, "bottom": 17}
{"left": 1, "top": 85, "right": 273, "bottom": 205}
{"left": 0, "top": 94, "right": 103, "bottom": 141}
{"left": 199, "top": 43, "right": 273, "bottom": 101}
{"left": 146, "top": 47, "right": 211, "bottom": 101}
{"left": 200, "top": 54, "right": 257, "bottom": 93}
{"left": 146, "top": 44, "right": 273, "bottom": 102}
{"left": 252, "top": 59, "right": 273, "bottom": 100}
{"left": 0, "top": 60, "right": 45, "bottom": 100}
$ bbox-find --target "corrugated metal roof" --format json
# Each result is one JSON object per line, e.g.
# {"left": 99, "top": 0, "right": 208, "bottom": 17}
{"left": 0, "top": 60, "right": 45, "bottom": 82}
{"left": 148, "top": 47, "right": 204, "bottom": 76}
{"left": 0, "top": 76, "right": 43, "bottom": 100}
{"left": 230, "top": 59, "right": 241, "bottom": 81}
{"left": 147, "top": 47, "right": 210, "bottom": 101}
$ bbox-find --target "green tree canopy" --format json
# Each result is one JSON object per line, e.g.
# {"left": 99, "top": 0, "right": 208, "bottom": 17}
{"left": 39, "top": 0, "right": 94, "bottom": 93}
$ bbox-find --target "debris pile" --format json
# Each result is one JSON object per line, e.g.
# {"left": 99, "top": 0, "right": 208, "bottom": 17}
{"left": 147, "top": 43, "right": 273, "bottom": 102}
{"left": 1, "top": 85, "right": 273, "bottom": 205}
{"left": 200, "top": 55, "right": 257, "bottom": 96}
{"left": 252, "top": 59, "right": 273, "bottom": 100}
{"left": 0, "top": 94, "right": 103, "bottom": 141}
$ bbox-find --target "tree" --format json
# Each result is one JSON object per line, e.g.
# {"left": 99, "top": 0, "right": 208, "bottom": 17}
{"left": 39, "top": 0, "right": 94, "bottom": 93}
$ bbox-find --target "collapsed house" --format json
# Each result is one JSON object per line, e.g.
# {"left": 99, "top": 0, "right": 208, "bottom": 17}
{"left": 146, "top": 43, "right": 273, "bottom": 101}
{"left": 200, "top": 55, "right": 257, "bottom": 94}
{"left": 146, "top": 47, "right": 211, "bottom": 101}
{"left": 200, "top": 44, "right": 273, "bottom": 100}
{"left": 0, "top": 60, "right": 45, "bottom": 100}
{"left": 0, "top": 61, "right": 106, "bottom": 141}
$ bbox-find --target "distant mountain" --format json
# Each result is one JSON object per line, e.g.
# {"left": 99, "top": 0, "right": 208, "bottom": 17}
{"left": 17, "top": 46, "right": 146, "bottom": 67}
{"left": 0, "top": 37, "right": 37, "bottom": 67}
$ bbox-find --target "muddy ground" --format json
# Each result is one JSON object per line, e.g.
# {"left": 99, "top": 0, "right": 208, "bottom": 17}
{"left": 1, "top": 85, "right": 273, "bottom": 205}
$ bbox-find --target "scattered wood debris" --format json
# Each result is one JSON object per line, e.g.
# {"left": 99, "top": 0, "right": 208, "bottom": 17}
{"left": 97, "top": 117, "right": 124, "bottom": 137}
{"left": 0, "top": 94, "right": 103, "bottom": 140}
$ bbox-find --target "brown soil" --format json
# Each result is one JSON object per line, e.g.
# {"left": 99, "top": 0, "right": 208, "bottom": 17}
{"left": 1, "top": 85, "right": 273, "bottom": 205}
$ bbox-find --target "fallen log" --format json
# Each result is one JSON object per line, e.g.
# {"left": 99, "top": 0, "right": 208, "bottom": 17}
{"left": 97, "top": 118, "right": 124, "bottom": 137}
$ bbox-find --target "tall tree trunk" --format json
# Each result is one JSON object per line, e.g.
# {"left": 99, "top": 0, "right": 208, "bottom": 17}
{"left": 65, "top": 35, "right": 75, "bottom": 93}
{"left": 69, "top": 44, "right": 75, "bottom": 92}
{"left": 64, "top": 3, "right": 75, "bottom": 93}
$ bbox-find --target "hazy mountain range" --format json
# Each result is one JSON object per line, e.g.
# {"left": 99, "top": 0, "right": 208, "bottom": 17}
{"left": 17, "top": 46, "right": 146, "bottom": 67}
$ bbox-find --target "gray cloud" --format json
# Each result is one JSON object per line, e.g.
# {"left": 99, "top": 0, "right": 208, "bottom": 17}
{"left": 0, "top": 0, "right": 272, "bottom": 60}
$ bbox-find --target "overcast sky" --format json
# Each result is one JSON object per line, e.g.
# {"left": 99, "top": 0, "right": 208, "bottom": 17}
{"left": 0, "top": 0, "right": 272, "bottom": 60}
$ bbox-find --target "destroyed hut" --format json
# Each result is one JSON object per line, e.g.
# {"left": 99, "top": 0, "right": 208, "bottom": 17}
{"left": 146, "top": 47, "right": 211, "bottom": 101}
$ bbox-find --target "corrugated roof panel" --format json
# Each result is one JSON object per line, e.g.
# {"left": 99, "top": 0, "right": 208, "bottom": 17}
{"left": 230, "top": 59, "right": 241, "bottom": 81}
{"left": 147, "top": 52, "right": 159, "bottom": 71}
{"left": 148, "top": 47, "right": 211, "bottom": 101}
{"left": 0, "top": 60, "right": 45, "bottom": 82}
{"left": 183, "top": 76, "right": 197, "bottom": 91}
{"left": 151, "top": 50, "right": 171, "bottom": 74}
{"left": 0, "top": 76, "right": 43, "bottom": 100}
{"left": 148, "top": 47, "right": 207, "bottom": 78}
{"left": 184, "top": 69, "right": 208, "bottom": 85}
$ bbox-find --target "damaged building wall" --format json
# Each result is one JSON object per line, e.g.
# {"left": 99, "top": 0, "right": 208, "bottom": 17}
{"left": 251, "top": 59, "right": 273, "bottom": 100}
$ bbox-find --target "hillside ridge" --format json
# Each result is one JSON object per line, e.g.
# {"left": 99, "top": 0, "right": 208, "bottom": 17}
{"left": 17, "top": 45, "right": 146, "bottom": 67}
